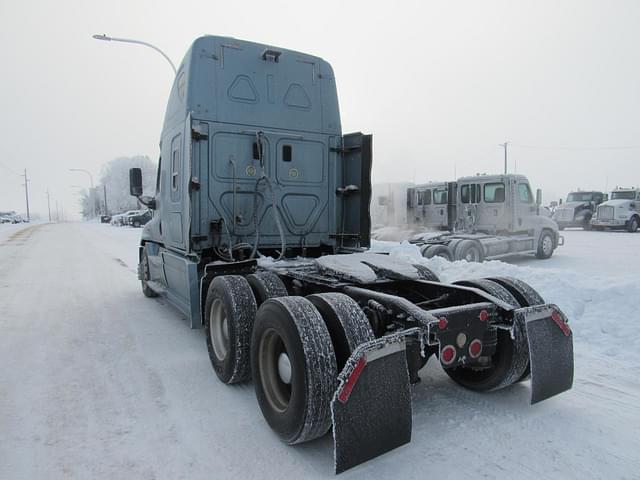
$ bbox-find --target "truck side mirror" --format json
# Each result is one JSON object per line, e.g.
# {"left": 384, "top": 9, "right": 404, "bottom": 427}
{"left": 536, "top": 189, "right": 542, "bottom": 206}
{"left": 129, "top": 168, "right": 143, "bottom": 197}
{"left": 604, "top": 194, "right": 609, "bottom": 201}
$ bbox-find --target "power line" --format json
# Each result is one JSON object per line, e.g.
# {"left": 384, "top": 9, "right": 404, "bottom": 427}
{"left": 510, "top": 143, "right": 640, "bottom": 151}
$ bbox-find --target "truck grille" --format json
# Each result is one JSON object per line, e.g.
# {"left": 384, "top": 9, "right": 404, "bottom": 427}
{"left": 597, "top": 205, "right": 614, "bottom": 220}
{"left": 556, "top": 209, "right": 574, "bottom": 221}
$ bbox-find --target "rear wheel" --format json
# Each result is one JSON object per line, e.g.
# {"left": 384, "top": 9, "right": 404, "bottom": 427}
{"left": 447, "top": 278, "right": 529, "bottom": 391}
{"left": 454, "top": 239, "right": 484, "bottom": 262}
{"left": 306, "top": 293, "right": 374, "bottom": 371}
{"left": 205, "top": 275, "right": 257, "bottom": 384}
{"left": 247, "top": 272, "right": 288, "bottom": 307}
{"left": 252, "top": 297, "right": 337, "bottom": 444}
{"left": 535, "top": 230, "right": 555, "bottom": 259}
{"left": 627, "top": 216, "right": 639, "bottom": 233}
{"left": 421, "top": 244, "right": 453, "bottom": 261}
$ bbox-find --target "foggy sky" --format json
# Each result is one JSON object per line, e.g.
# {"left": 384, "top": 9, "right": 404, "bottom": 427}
{"left": 1, "top": 0, "right": 639, "bottom": 219}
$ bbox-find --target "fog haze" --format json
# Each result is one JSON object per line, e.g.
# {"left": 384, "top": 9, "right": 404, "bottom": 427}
{"left": 1, "top": 0, "right": 638, "bottom": 218}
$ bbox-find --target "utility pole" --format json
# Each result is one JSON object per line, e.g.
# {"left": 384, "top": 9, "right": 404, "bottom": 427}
{"left": 103, "top": 184, "right": 108, "bottom": 215}
{"left": 499, "top": 142, "right": 508, "bottom": 174}
{"left": 46, "top": 189, "right": 52, "bottom": 222}
{"left": 21, "top": 168, "right": 31, "bottom": 222}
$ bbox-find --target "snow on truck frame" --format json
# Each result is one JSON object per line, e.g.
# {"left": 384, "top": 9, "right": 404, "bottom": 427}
{"left": 406, "top": 174, "right": 564, "bottom": 262}
{"left": 125, "top": 36, "right": 574, "bottom": 473}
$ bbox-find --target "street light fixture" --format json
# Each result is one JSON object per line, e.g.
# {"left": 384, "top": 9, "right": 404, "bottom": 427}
{"left": 69, "top": 168, "right": 95, "bottom": 219}
{"left": 92, "top": 34, "right": 177, "bottom": 75}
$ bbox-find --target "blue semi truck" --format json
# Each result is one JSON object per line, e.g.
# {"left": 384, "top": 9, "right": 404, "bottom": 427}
{"left": 124, "top": 36, "right": 573, "bottom": 473}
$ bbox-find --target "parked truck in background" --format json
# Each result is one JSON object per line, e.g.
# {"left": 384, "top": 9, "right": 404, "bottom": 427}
{"left": 403, "top": 174, "right": 563, "bottom": 262}
{"left": 121, "top": 35, "right": 573, "bottom": 473}
{"left": 406, "top": 181, "right": 449, "bottom": 231}
{"left": 591, "top": 187, "right": 640, "bottom": 232}
{"left": 552, "top": 190, "right": 606, "bottom": 230}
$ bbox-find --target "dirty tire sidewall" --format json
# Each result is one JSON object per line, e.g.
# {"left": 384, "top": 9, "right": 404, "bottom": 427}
{"left": 306, "top": 292, "right": 374, "bottom": 371}
{"left": 205, "top": 275, "right": 257, "bottom": 384}
{"left": 247, "top": 272, "right": 289, "bottom": 306}
{"left": 251, "top": 297, "right": 337, "bottom": 444}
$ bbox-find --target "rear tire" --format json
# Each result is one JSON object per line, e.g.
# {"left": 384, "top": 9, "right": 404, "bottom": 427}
{"left": 205, "top": 275, "right": 257, "bottom": 384}
{"left": 306, "top": 293, "right": 374, "bottom": 371}
{"left": 447, "top": 278, "right": 529, "bottom": 391}
{"left": 421, "top": 244, "right": 453, "bottom": 261}
{"left": 247, "top": 272, "right": 288, "bottom": 307}
{"left": 627, "top": 216, "right": 639, "bottom": 233}
{"left": 252, "top": 297, "right": 337, "bottom": 444}
{"left": 454, "top": 239, "right": 484, "bottom": 262}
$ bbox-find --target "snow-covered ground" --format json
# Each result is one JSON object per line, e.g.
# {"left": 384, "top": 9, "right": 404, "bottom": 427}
{"left": 1, "top": 224, "right": 639, "bottom": 479}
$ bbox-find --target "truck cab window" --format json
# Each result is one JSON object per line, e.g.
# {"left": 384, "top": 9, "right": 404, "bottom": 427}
{"left": 517, "top": 183, "right": 533, "bottom": 203}
{"left": 433, "top": 188, "right": 448, "bottom": 205}
{"left": 484, "top": 183, "right": 505, "bottom": 203}
{"left": 461, "top": 185, "right": 469, "bottom": 203}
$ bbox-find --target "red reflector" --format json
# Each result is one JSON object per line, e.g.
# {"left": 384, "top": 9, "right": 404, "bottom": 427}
{"left": 441, "top": 345, "right": 456, "bottom": 365}
{"left": 337, "top": 356, "right": 367, "bottom": 404}
{"left": 551, "top": 311, "right": 571, "bottom": 337}
{"left": 468, "top": 339, "right": 482, "bottom": 358}
{"left": 438, "top": 317, "right": 448, "bottom": 330}
{"left": 479, "top": 310, "right": 489, "bottom": 322}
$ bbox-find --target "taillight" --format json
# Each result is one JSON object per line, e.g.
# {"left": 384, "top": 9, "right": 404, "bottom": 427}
{"left": 479, "top": 310, "right": 489, "bottom": 321}
{"left": 438, "top": 317, "right": 448, "bottom": 330}
{"left": 440, "top": 345, "right": 457, "bottom": 365}
{"left": 468, "top": 339, "right": 483, "bottom": 358}
{"left": 551, "top": 310, "right": 571, "bottom": 337}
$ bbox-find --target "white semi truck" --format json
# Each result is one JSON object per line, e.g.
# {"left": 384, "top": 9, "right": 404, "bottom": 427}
{"left": 591, "top": 187, "right": 640, "bottom": 232}
{"left": 409, "top": 174, "right": 563, "bottom": 261}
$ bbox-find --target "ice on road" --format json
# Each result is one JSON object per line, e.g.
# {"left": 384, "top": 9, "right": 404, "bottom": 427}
{"left": 1, "top": 224, "right": 639, "bottom": 479}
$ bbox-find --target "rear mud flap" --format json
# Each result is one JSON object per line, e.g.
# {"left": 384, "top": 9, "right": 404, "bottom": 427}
{"left": 516, "top": 304, "right": 574, "bottom": 404}
{"left": 331, "top": 332, "right": 412, "bottom": 474}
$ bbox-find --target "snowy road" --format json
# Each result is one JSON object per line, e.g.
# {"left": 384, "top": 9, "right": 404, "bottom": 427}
{"left": 1, "top": 224, "right": 639, "bottom": 479}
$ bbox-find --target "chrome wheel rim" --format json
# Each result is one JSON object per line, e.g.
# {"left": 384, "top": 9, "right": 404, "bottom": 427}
{"left": 259, "top": 328, "right": 292, "bottom": 413}
{"left": 210, "top": 299, "right": 229, "bottom": 362}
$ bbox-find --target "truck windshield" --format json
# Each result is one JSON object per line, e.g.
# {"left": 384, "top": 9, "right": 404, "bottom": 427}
{"left": 567, "top": 192, "right": 595, "bottom": 202}
{"left": 611, "top": 191, "right": 636, "bottom": 200}
{"left": 433, "top": 188, "right": 447, "bottom": 204}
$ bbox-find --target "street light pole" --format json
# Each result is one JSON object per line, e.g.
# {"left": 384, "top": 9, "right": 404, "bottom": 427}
{"left": 69, "top": 168, "right": 95, "bottom": 218}
{"left": 92, "top": 34, "right": 177, "bottom": 75}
